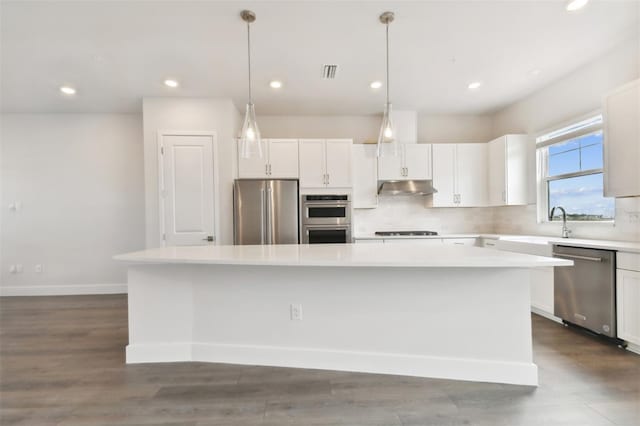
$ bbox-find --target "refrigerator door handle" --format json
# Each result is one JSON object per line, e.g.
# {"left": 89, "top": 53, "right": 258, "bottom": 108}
{"left": 266, "top": 186, "right": 272, "bottom": 244}
{"left": 260, "top": 188, "right": 266, "bottom": 244}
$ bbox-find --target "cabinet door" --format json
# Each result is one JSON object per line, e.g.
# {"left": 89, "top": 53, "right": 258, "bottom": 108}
{"left": 457, "top": 143, "right": 488, "bottom": 207}
{"left": 237, "top": 139, "right": 268, "bottom": 178}
{"left": 299, "top": 139, "right": 326, "bottom": 188}
{"left": 488, "top": 137, "right": 506, "bottom": 206}
{"left": 404, "top": 144, "right": 432, "bottom": 180}
{"left": 530, "top": 267, "right": 554, "bottom": 315}
{"left": 377, "top": 144, "right": 403, "bottom": 180}
{"left": 604, "top": 80, "right": 640, "bottom": 197}
{"left": 352, "top": 144, "right": 378, "bottom": 208}
{"left": 431, "top": 144, "right": 456, "bottom": 207}
{"left": 505, "top": 135, "right": 529, "bottom": 205}
{"left": 268, "top": 139, "right": 299, "bottom": 178}
{"left": 325, "top": 139, "right": 352, "bottom": 188}
{"left": 617, "top": 268, "right": 640, "bottom": 346}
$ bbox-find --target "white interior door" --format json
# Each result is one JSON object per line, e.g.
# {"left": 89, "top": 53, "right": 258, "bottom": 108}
{"left": 161, "top": 133, "right": 215, "bottom": 246}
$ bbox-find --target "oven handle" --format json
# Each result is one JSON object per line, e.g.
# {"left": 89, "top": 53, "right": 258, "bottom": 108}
{"left": 304, "top": 226, "right": 351, "bottom": 236}
{"left": 303, "top": 202, "right": 351, "bottom": 207}
{"left": 552, "top": 253, "right": 603, "bottom": 262}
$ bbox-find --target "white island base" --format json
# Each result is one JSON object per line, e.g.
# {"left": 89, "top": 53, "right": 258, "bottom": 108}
{"left": 118, "top": 244, "right": 571, "bottom": 386}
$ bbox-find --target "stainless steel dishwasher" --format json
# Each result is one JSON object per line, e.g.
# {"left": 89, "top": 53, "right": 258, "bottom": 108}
{"left": 553, "top": 245, "right": 617, "bottom": 338}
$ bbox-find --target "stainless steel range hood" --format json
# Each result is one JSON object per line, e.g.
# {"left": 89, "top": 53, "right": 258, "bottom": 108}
{"left": 377, "top": 180, "right": 438, "bottom": 196}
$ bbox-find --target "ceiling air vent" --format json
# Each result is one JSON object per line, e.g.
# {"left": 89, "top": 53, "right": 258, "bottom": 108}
{"left": 321, "top": 64, "right": 338, "bottom": 79}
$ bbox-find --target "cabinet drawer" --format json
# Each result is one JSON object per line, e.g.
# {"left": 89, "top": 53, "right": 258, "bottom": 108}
{"left": 618, "top": 252, "right": 640, "bottom": 272}
{"left": 442, "top": 238, "right": 477, "bottom": 246}
{"left": 383, "top": 238, "right": 443, "bottom": 246}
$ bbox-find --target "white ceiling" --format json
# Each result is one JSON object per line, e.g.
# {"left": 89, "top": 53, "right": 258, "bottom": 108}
{"left": 1, "top": 0, "right": 638, "bottom": 115}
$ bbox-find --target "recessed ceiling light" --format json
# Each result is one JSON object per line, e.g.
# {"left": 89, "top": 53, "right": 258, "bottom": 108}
{"left": 59, "top": 86, "right": 76, "bottom": 95}
{"left": 468, "top": 81, "right": 482, "bottom": 90}
{"left": 164, "top": 79, "right": 179, "bottom": 88}
{"left": 566, "top": 0, "right": 589, "bottom": 12}
{"left": 370, "top": 81, "right": 383, "bottom": 89}
{"left": 269, "top": 80, "right": 282, "bottom": 89}
{"left": 529, "top": 69, "right": 542, "bottom": 77}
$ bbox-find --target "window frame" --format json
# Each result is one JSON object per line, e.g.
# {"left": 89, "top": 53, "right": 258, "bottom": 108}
{"left": 535, "top": 111, "right": 614, "bottom": 224}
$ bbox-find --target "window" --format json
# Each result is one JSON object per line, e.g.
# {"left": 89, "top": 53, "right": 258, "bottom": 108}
{"left": 536, "top": 115, "right": 614, "bottom": 222}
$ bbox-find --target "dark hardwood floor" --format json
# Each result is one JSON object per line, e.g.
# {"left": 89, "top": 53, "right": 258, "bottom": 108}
{"left": 0, "top": 295, "right": 638, "bottom": 426}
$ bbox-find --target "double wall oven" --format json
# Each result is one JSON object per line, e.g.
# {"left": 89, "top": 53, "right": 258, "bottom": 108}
{"left": 301, "top": 194, "right": 352, "bottom": 244}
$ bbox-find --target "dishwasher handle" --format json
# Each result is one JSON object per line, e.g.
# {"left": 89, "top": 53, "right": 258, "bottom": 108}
{"left": 553, "top": 253, "right": 603, "bottom": 262}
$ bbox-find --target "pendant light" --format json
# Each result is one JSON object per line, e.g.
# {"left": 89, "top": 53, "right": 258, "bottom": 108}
{"left": 239, "top": 10, "right": 262, "bottom": 159}
{"left": 377, "top": 11, "right": 397, "bottom": 157}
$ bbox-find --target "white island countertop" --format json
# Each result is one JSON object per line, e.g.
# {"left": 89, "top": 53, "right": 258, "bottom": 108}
{"left": 115, "top": 243, "right": 571, "bottom": 268}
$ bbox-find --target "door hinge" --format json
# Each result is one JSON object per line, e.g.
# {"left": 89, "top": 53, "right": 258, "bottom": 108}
{"left": 162, "top": 233, "right": 166, "bottom": 241}
{"left": 160, "top": 147, "right": 164, "bottom": 155}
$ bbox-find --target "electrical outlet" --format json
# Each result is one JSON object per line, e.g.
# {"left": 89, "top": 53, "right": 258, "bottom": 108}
{"left": 15, "top": 264, "right": 23, "bottom": 273}
{"left": 35, "top": 264, "right": 43, "bottom": 273}
{"left": 290, "top": 304, "right": 303, "bottom": 321}
{"left": 9, "top": 265, "right": 17, "bottom": 274}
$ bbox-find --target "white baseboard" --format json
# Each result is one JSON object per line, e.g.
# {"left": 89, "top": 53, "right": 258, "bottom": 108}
{"left": 531, "top": 307, "right": 562, "bottom": 323}
{"left": 126, "top": 342, "right": 538, "bottom": 386}
{"left": 0, "top": 283, "right": 127, "bottom": 296}
{"left": 625, "top": 342, "right": 640, "bottom": 355}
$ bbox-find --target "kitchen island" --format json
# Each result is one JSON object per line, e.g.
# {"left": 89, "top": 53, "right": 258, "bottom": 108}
{"left": 115, "top": 244, "right": 570, "bottom": 386}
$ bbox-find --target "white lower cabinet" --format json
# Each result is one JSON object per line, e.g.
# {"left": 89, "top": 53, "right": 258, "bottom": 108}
{"left": 495, "top": 239, "right": 555, "bottom": 317}
{"left": 617, "top": 252, "right": 640, "bottom": 348}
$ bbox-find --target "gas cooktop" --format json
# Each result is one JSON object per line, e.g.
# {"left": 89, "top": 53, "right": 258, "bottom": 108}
{"left": 374, "top": 231, "right": 439, "bottom": 236}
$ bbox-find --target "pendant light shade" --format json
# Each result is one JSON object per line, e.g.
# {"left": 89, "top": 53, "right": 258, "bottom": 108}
{"left": 239, "top": 10, "right": 262, "bottom": 159}
{"left": 377, "top": 11, "right": 397, "bottom": 157}
{"left": 240, "top": 102, "right": 262, "bottom": 158}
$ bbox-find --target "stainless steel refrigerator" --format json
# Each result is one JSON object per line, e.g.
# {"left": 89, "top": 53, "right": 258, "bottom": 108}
{"left": 233, "top": 179, "right": 299, "bottom": 245}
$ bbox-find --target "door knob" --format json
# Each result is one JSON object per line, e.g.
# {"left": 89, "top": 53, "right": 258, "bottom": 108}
{"left": 202, "top": 236, "right": 215, "bottom": 242}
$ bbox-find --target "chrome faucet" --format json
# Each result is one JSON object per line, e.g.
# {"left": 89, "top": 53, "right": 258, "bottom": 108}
{"left": 549, "top": 206, "right": 572, "bottom": 238}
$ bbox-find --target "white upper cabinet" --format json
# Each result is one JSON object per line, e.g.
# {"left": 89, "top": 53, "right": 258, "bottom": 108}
{"left": 487, "top": 135, "right": 528, "bottom": 206}
{"left": 431, "top": 143, "right": 488, "bottom": 207}
{"left": 352, "top": 144, "right": 378, "bottom": 208}
{"left": 268, "top": 139, "right": 299, "bottom": 178}
{"left": 299, "top": 139, "right": 352, "bottom": 188}
{"left": 604, "top": 79, "right": 640, "bottom": 198}
{"left": 431, "top": 144, "right": 456, "bottom": 207}
{"left": 378, "top": 143, "right": 432, "bottom": 181}
{"left": 238, "top": 138, "right": 299, "bottom": 178}
{"left": 457, "top": 143, "right": 488, "bottom": 207}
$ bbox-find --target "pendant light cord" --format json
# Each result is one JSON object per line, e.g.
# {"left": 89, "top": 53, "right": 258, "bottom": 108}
{"left": 385, "top": 22, "right": 389, "bottom": 104}
{"left": 247, "top": 21, "right": 252, "bottom": 104}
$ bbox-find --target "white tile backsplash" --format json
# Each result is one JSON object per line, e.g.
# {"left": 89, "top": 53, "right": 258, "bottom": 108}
{"left": 353, "top": 196, "right": 495, "bottom": 236}
{"left": 354, "top": 196, "right": 640, "bottom": 242}
{"left": 493, "top": 197, "right": 640, "bottom": 242}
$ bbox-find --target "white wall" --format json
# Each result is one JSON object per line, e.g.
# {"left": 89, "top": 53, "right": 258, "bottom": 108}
{"left": 142, "top": 98, "right": 240, "bottom": 247}
{"left": 258, "top": 115, "right": 380, "bottom": 144}
{"left": 259, "top": 113, "right": 494, "bottom": 145}
{"left": 0, "top": 114, "right": 145, "bottom": 295}
{"left": 418, "top": 114, "right": 494, "bottom": 143}
{"left": 491, "top": 37, "right": 640, "bottom": 242}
